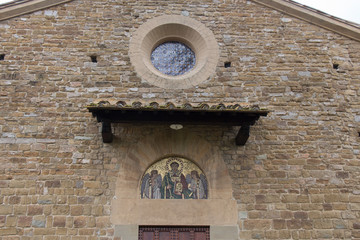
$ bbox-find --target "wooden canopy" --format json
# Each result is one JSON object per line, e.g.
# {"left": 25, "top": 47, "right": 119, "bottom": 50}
{"left": 87, "top": 101, "right": 268, "bottom": 146}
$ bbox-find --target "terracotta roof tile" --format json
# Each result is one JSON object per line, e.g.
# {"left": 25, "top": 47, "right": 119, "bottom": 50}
{"left": 88, "top": 100, "right": 265, "bottom": 112}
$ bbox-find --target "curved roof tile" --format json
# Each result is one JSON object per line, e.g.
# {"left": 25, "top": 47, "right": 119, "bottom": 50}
{"left": 88, "top": 101, "right": 265, "bottom": 112}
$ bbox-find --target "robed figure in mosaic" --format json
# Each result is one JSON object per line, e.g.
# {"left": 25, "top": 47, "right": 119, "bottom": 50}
{"left": 186, "top": 170, "right": 207, "bottom": 199}
{"left": 141, "top": 170, "right": 162, "bottom": 199}
{"left": 140, "top": 157, "right": 208, "bottom": 199}
{"left": 161, "top": 161, "right": 188, "bottom": 199}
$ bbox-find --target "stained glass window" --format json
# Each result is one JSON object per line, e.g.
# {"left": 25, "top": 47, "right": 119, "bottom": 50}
{"left": 151, "top": 41, "right": 196, "bottom": 76}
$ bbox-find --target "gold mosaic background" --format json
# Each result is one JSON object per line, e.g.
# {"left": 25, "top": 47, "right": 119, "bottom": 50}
{"left": 142, "top": 156, "right": 204, "bottom": 180}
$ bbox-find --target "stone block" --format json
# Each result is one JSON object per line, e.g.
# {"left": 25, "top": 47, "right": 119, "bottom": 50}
{"left": 255, "top": 195, "right": 266, "bottom": 203}
{"left": 13, "top": 206, "right": 27, "bottom": 215}
{"left": 37, "top": 196, "right": 54, "bottom": 205}
{"left": 0, "top": 216, "right": 5, "bottom": 227}
{"left": 32, "top": 219, "right": 46, "bottom": 228}
{"left": 336, "top": 172, "right": 349, "bottom": 179}
{"left": 76, "top": 180, "right": 84, "bottom": 188}
{"left": 323, "top": 203, "right": 333, "bottom": 211}
{"left": 52, "top": 205, "right": 70, "bottom": 215}
{"left": 350, "top": 195, "right": 360, "bottom": 203}
{"left": 71, "top": 205, "right": 84, "bottom": 216}
{"left": 311, "top": 195, "right": 324, "bottom": 203}
{"left": 0, "top": 205, "right": 12, "bottom": 215}
{"left": 34, "top": 228, "right": 56, "bottom": 235}
{"left": 314, "top": 220, "right": 333, "bottom": 229}
{"left": 8, "top": 196, "right": 21, "bottom": 204}
{"left": 95, "top": 216, "right": 111, "bottom": 228}
{"left": 353, "top": 231, "right": 360, "bottom": 238}
{"left": 269, "top": 171, "right": 286, "bottom": 178}
{"left": 354, "top": 223, "right": 360, "bottom": 229}
{"left": 244, "top": 220, "right": 271, "bottom": 230}
{"left": 314, "top": 230, "right": 333, "bottom": 239}
{"left": 91, "top": 205, "right": 103, "bottom": 216}
{"left": 28, "top": 205, "right": 43, "bottom": 215}
{"left": 74, "top": 216, "right": 87, "bottom": 228}
{"left": 0, "top": 228, "right": 17, "bottom": 236}
{"left": 45, "top": 180, "right": 61, "bottom": 188}
{"left": 333, "top": 220, "right": 347, "bottom": 229}
{"left": 18, "top": 216, "right": 33, "bottom": 227}
{"left": 286, "top": 220, "right": 301, "bottom": 229}
{"left": 53, "top": 216, "right": 66, "bottom": 227}
{"left": 5, "top": 216, "right": 16, "bottom": 227}
{"left": 294, "top": 211, "right": 308, "bottom": 219}
{"left": 210, "top": 226, "right": 239, "bottom": 240}
{"left": 84, "top": 181, "right": 101, "bottom": 189}
{"left": 78, "top": 197, "right": 94, "bottom": 204}
{"left": 351, "top": 203, "right": 360, "bottom": 210}
{"left": 302, "top": 220, "right": 313, "bottom": 229}
{"left": 273, "top": 219, "right": 286, "bottom": 229}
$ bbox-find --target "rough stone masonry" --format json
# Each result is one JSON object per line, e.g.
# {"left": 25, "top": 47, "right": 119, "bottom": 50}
{"left": 0, "top": 0, "right": 360, "bottom": 239}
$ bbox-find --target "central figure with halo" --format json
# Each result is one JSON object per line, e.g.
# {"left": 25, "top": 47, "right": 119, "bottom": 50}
{"left": 141, "top": 157, "right": 208, "bottom": 199}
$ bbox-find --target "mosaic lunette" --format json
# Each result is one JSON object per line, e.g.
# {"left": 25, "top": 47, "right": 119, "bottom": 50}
{"left": 140, "top": 157, "right": 208, "bottom": 199}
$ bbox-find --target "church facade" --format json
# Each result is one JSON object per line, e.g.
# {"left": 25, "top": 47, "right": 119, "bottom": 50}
{"left": 0, "top": 0, "right": 360, "bottom": 239}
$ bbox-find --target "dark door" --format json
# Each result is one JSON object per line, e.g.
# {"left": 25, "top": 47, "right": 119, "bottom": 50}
{"left": 139, "top": 226, "right": 209, "bottom": 240}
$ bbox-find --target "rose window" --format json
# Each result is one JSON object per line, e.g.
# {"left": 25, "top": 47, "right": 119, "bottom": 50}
{"left": 151, "top": 41, "right": 196, "bottom": 76}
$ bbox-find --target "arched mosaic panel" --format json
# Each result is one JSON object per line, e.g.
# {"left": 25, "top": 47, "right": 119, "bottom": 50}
{"left": 140, "top": 156, "right": 208, "bottom": 199}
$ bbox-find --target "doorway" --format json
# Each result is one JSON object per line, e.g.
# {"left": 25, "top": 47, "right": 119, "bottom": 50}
{"left": 139, "top": 226, "right": 210, "bottom": 240}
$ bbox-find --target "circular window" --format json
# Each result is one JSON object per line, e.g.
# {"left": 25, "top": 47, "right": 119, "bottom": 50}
{"left": 129, "top": 15, "right": 219, "bottom": 89}
{"left": 151, "top": 41, "right": 196, "bottom": 76}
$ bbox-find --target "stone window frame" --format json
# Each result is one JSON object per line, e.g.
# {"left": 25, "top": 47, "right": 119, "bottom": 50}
{"left": 129, "top": 15, "right": 219, "bottom": 89}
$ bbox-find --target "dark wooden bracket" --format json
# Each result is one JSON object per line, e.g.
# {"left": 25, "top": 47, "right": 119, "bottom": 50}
{"left": 101, "top": 122, "right": 113, "bottom": 143}
{"left": 235, "top": 125, "right": 250, "bottom": 146}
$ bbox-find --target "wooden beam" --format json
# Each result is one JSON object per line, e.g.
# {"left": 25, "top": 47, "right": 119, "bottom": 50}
{"left": 101, "top": 122, "right": 113, "bottom": 143}
{"left": 235, "top": 125, "right": 250, "bottom": 146}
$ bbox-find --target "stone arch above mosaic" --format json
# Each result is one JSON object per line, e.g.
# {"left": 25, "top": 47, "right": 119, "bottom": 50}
{"left": 140, "top": 156, "right": 208, "bottom": 199}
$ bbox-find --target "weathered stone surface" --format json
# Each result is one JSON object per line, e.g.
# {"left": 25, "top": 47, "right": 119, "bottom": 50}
{"left": 0, "top": 0, "right": 360, "bottom": 239}
{"left": 17, "top": 216, "right": 33, "bottom": 227}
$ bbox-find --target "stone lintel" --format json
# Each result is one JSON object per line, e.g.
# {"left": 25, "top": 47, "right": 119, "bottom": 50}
{"left": 111, "top": 199, "right": 238, "bottom": 226}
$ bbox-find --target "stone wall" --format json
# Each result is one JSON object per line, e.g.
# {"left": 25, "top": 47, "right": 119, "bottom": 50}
{"left": 0, "top": 0, "right": 360, "bottom": 239}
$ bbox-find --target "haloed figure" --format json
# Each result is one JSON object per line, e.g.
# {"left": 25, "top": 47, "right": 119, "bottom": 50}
{"left": 162, "top": 162, "right": 188, "bottom": 199}
{"left": 141, "top": 170, "right": 162, "bottom": 199}
{"left": 188, "top": 170, "right": 205, "bottom": 199}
